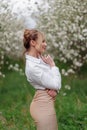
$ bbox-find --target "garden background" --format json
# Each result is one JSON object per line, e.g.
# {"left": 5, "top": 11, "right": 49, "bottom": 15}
{"left": 0, "top": 0, "right": 87, "bottom": 130}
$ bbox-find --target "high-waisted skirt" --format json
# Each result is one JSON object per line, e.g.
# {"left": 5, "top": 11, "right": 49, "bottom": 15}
{"left": 30, "top": 90, "right": 58, "bottom": 130}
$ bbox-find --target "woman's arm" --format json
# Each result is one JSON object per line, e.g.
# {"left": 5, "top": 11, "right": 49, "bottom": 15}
{"left": 29, "top": 65, "right": 61, "bottom": 91}
{"left": 41, "top": 55, "right": 59, "bottom": 97}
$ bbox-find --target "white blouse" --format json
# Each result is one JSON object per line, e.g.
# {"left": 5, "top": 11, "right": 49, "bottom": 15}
{"left": 25, "top": 54, "right": 61, "bottom": 91}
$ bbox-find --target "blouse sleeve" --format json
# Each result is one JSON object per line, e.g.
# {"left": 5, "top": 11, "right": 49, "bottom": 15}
{"left": 29, "top": 65, "right": 61, "bottom": 91}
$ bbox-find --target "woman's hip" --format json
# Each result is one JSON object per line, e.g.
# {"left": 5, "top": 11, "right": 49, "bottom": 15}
{"left": 30, "top": 90, "right": 56, "bottom": 118}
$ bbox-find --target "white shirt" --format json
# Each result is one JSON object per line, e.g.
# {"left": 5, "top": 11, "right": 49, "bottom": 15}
{"left": 25, "top": 54, "right": 61, "bottom": 91}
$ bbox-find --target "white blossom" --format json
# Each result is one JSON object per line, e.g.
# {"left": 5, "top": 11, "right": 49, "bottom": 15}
{"left": 35, "top": 0, "right": 87, "bottom": 74}
{"left": 63, "top": 92, "right": 67, "bottom": 96}
{"left": 65, "top": 85, "right": 71, "bottom": 90}
{"left": 0, "top": 0, "right": 25, "bottom": 77}
{"left": 67, "top": 69, "right": 75, "bottom": 74}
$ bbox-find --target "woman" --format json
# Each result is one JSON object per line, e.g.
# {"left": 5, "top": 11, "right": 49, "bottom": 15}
{"left": 23, "top": 29, "right": 61, "bottom": 130}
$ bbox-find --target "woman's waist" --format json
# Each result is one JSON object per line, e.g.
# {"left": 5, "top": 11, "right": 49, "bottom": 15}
{"left": 33, "top": 89, "right": 55, "bottom": 102}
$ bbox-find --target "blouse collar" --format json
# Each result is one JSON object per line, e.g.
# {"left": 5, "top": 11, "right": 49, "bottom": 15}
{"left": 25, "top": 54, "right": 41, "bottom": 64}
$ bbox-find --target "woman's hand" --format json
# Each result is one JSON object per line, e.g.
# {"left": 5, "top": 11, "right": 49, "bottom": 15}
{"left": 41, "top": 54, "right": 55, "bottom": 67}
{"left": 46, "top": 89, "right": 57, "bottom": 98}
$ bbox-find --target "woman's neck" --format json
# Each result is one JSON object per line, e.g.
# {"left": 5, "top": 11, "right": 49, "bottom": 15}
{"left": 27, "top": 50, "right": 41, "bottom": 58}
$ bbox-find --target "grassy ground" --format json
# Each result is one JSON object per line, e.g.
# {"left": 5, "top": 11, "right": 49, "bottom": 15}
{"left": 0, "top": 61, "right": 87, "bottom": 130}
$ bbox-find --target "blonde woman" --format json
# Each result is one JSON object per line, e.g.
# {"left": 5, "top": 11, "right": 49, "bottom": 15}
{"left": 23, "top": 29, "right": 61, "bottom": 130}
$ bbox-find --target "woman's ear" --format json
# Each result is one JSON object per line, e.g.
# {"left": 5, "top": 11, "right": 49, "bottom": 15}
{"left": 30, "top": 40, "right": 36, "bottom": 47}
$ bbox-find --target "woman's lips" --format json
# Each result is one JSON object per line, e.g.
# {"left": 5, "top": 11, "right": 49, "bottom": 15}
{"left": 43, "top": 47, "right": 46, "bottom": 50}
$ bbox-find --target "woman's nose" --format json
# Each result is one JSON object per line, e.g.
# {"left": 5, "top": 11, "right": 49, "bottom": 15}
{"left": 44, "top": 42, "right": 47, "bottom": 46}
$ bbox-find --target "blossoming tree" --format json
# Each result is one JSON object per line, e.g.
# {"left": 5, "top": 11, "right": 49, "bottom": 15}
{"left": 0, "top": 0, "right": 24, "bottom": 77}
{"left": 35, "top": 0, "right": 87, "bottom": 75}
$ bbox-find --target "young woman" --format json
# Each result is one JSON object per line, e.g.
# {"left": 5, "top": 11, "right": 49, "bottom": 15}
{"left": 23, "top": 29, "right": 61, "bottom": 130}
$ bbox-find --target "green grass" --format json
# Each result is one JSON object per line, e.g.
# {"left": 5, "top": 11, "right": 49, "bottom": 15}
{"left": 0, "top": 63, "right": 87, "bottom": 130}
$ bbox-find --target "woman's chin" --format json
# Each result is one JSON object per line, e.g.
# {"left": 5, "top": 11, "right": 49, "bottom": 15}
{"left": 43, "top": 48, "right": 46, "bottom": 52}
{"left": 42, "top": 50, "right": 45, "bottom": 53}
{"left": 39, "top": 49, "right": 46, "bottom": 54}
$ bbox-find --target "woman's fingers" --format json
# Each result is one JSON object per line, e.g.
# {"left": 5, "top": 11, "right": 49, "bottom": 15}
{"left": 41, "top": 55, "right": 51, "bottom": 62}
{"left": 41, "top": 54, "right": 55, "bottom": 67}
{"left": 47, "top": 90, "right": 57, "bottom": 97}
{"left": 41, "top": 55, "right": 47, "bottom": 62}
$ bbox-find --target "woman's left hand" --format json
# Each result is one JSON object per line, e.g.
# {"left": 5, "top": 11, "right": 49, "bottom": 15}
{"left": 41, "top": 55, "right": 55, "bottom": 67}
{"left": 46, "top": 89, "right": 57, "bottom": 98}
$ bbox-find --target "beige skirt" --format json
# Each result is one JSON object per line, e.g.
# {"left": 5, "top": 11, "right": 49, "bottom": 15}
{"left": 30, "top": 90, "right": 58, "bottom": 130}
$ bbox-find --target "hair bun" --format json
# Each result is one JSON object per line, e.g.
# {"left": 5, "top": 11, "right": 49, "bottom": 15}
{"left": 23, "top": 28, "right": 40, "bottom": 50}
{"left": 24, "top": 29, "right": 31, "bottom": 40}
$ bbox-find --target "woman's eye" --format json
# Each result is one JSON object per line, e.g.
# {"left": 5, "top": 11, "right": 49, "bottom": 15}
{"left": 42, "top": 40, "right": 45, "bottom": 43}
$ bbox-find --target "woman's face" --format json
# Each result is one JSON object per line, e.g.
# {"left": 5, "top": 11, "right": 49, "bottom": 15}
{"left": 35, "top": 33, "right": 47, "bottom": 54}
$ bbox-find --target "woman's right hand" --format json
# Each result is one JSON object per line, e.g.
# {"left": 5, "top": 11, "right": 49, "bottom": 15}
{"left": 46, "top": 89, "right": 57, "bottom": 98}
{"left": 41, "top": 54, "right": 55, "bottom": 67}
